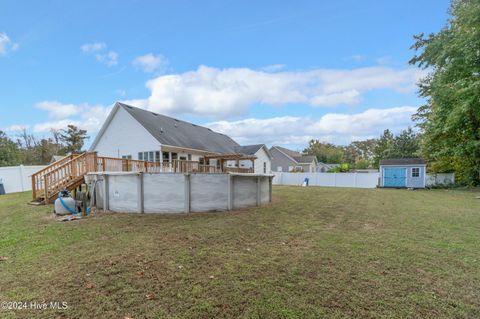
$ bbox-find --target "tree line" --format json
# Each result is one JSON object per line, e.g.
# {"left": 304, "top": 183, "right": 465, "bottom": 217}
{"left": 0, "top": 125, "right": 88, "bottom": 166}
{"left": 303, "top": 127, "right": 420, "bottom": 171}
{"left": 306, "top": 0, "right": 479, "bottom": 185}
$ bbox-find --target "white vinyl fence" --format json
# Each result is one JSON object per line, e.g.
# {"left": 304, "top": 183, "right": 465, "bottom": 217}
{"left": 273, "top": 172, "right": 380, "bottom": 188}
{"left": 426, "top": 173, "right": 455, "bottom": 187}
{"left": 272, "top": 172, "right": 455, "bottom": 188}
{"left": 0, "top": 165, "right": 46, "bottom": 194}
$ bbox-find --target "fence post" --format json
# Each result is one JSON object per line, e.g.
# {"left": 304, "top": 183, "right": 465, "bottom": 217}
{"left": 256, "top": 176, "right": 261, "bottom": 206}
{"left": 138, "top": 173, "right": 144, "bottom": 213}
{"left": 19, "top": 165, "right": 25, "bottom": 191}
{"left": 184, "top": 173, "right": 191, "bottom": 213}
{"left": 334, "top": 173, "right": 337, "bottom": 187}
{"left": 227, "top": 174, "right": 234, "bottom": 210}
{"left": 354, "top": 172, "right": 357, "bottom": 187}
{"left": 103, "top": 175, "right": 109, "bottom": 212}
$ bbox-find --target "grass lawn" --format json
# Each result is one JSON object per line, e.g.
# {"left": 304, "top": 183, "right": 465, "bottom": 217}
{"left": 1, "top": 186, "right": 480, "bottom": 318}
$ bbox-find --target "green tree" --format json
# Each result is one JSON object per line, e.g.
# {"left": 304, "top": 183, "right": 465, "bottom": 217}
{"left": 303, "top": 140, "right": 344, "bottom": 163}
{"left": 410, "top": 0, "right": 480, "bottom": 185}
{"left": 373, "top": 129, "right": 394, "bottom": 167}
{"left": 60, "top": 125, "right": 88, "bottom": 154}
{"left": 386, "top": 128, "right": 421, "bottom": 159}
{"left": 0, "top": 131, "right": 22, "bottom": 166}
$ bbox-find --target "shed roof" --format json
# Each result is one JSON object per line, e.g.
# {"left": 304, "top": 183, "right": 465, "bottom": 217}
{"left": 379, "top": 158, "right": 426, "bottom": 165}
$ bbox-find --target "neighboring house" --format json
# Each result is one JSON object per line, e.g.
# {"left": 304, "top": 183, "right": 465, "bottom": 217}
{"left": 379, "top": 158, "right": 426, "bottom": 188}
{"left": 270, "top": 146, "right": 318, "bottom": 172}
{"left": 90, "top": 102, "right": 271, "bottom": 172}
{"left": 232, "top": 144, "right": 272, "bottom": 174}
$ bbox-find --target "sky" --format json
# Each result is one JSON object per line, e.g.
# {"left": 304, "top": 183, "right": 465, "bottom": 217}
{"left": 0, "top": 0, "right": 450, "bottom": 150}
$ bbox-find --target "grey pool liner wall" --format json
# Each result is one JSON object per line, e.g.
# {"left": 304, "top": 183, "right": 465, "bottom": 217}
{"left": 86, "top": 172, "right": 273, "bottom": 213}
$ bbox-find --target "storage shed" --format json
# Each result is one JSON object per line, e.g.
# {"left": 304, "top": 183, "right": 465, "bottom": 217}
{"left": 379, "top": 158, "right": 426, "bottom": 188}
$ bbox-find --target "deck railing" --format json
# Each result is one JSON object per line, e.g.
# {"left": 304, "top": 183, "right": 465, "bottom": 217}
{"left": 32, "top": 152, "right": 253, "bottom": 202}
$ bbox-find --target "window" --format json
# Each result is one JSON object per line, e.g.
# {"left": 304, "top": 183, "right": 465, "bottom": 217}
{"left": 263, "top": 162, "right": 267, "bottom": 174}
{"left": 277, "top": 166, "right": 283, "bottom": 172}
{"left": 187, "top": 154, "right": 192, "bottom": 161}
{"left": 138, "top": 151, "right": 162, "bottom": 162}
{"left": 163, "top": 152, "right": 169, "bottom": 162}
{"left": 122, "top": 155, "right": 132, "bottom": 159}
{"left": 412, "top": 167, "right": 420, "bottom": 178}
{"left": 179, "top": 156, "right": 187, "bottom": 160}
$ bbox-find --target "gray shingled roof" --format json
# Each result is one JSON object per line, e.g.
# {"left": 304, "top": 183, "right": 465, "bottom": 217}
{"left": 119, "top": 103, "right": 240, "bottom": 153}
{"left": 379, "top": 158, "right": 426, "bottom": 165}
{"left": 272, "top": 146, "right": 315, "bottom": 164}
{"left": 234, "top": 144, "right": 264, "bottom": 155}
{"left": 293, "top": 155, "right": 316, "bottom": 164}
{"left": 273, "top": 146, "right": 302, "bottom": 158}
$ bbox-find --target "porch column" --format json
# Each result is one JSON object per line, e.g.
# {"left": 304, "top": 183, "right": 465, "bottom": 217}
{"left": 159, "top": 146, "right": 163, "bottom": 172}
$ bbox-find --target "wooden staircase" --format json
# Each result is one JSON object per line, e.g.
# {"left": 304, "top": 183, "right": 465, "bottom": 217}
{"left": 31, "top": 152, "right": 98, "bottom": 204}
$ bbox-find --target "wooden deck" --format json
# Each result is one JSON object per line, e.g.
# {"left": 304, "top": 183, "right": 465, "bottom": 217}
{"left": 31, "top": 152, "right": 254, "bottom": 203}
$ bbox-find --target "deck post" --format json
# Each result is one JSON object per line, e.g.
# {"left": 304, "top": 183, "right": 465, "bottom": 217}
{"left": 31, "top": 175, "right": 36, "bottom": 200}
{"left": 92, "top": 152, "right": 98, "bottom": 172}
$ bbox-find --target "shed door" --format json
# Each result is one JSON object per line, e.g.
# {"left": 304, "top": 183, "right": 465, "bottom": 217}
{"left": 384, "top": 168, "right": 406, "bottom": 187}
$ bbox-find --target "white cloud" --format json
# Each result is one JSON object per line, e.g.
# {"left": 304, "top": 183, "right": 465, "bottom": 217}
{"left": 0, "top": 32, "right": 18, "bottom": 56}
{"left": 310, "top": 90, "right": 360, "bottom": 107}
{"left": 32, "top": 102, "right": 112, "bottom": 133}
{"left": 1, "top": 124, "right": 30, "bottom": 132}
{"left": 80, "top": 42, "right": 106, "bottom": 53}
{"left": 35, "top": 101, "right": 80, "bottom": 119}
{"left": 81, "top": 42, "right": 118, "bottom": 66}
{"left": 306, "top": 106, "right": 417, "bottom": 136}
{"left": 260, "top": 64, "right": 286, "bottom": 72}
{"left": 207, "top": 106, "right": 417, "bottom": 146}
{"left": 134, "top": 65, "right": 424, "bottom": 118}
{"left": 95, "top": 51, "right": 118, "bottom": 66}
{"left": 133, "top": 53, "right": 168, "bottom": 73}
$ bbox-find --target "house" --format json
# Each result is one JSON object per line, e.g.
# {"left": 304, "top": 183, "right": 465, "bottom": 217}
{"left": 379, "top": 158, "right": 426, "bottom": 188}
{"left": 89, "top": 102, "right": 271, "bottom": 173}
{"left": 231, "top": 144, "right": 272, "bottom": 174}
{"left": 269, "top": 146, "right": 318, "bottom": 172}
